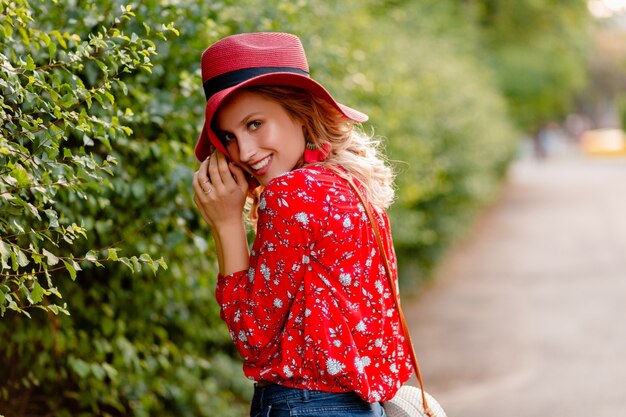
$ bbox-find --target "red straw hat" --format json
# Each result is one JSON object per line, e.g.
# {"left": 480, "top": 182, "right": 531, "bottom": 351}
{"left": 195, "top": 32, "right": 368, "bottom": 161}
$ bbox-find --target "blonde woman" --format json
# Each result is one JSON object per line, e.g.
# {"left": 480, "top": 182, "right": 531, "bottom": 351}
{"left": 193, "top": 32, "right": 411, "bottom": 417}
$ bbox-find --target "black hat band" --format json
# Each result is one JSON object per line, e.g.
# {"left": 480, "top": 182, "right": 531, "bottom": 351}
{"left": 203, "top": 66, "right": 310, "bottom": 101}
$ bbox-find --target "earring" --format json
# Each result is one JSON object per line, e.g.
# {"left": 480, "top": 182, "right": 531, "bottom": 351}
{"left": 304, "top": 141, "right": 331, "bottom": 163}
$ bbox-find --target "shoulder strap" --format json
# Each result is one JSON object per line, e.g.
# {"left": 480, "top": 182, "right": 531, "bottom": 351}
{"left": 325, "top": 166, "right": 433, "bottom": 416}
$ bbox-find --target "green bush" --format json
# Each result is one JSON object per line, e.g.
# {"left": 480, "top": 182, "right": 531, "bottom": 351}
{"left": 1, "top": 1, "right": 248, "bottom": 415}
{"left": 0, "top": 0, "right": 171, "bottom": 317}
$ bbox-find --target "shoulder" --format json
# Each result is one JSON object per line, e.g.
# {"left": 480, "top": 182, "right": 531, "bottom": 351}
{"left": 264, "top": 165, "right": 337, "bottom": 191}
{"left": 261, "top": 165, "right": 338, "bottom": 205}
{"left": 257, "top": 166, "right": 348, "bottom": 227}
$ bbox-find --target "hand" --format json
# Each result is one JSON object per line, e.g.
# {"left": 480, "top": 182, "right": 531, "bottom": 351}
{"left": 193, "top": 151, "right": 249, "bottom": 228}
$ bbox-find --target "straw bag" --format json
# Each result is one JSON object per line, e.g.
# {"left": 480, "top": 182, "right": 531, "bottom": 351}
{"left": 384, "top": 386, "right": 447, "bottom": 417}
{"left": 327, "top": 167, "right": 447, "bottom": 417}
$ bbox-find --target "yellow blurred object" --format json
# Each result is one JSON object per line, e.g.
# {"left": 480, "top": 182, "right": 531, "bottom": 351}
{"left": 580, "top": 128, "right": 626, "bottom": 156}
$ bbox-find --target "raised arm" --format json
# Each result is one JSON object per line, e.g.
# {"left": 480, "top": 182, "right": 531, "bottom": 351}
{"left": 193, "top": 151, "right": 250, "bottom": 275}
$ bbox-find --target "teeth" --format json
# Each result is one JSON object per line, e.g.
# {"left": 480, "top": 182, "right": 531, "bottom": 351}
{"left": 251, "top": 156, "right": 270, "bottom": 170}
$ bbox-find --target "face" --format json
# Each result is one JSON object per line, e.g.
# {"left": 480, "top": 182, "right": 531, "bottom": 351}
{"left": 214, "top": 89, "right": 306, "bottom": 186}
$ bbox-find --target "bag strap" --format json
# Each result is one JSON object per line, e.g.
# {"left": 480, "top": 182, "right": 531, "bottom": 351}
{"left": 326, "top": 166, "right": 434, "bottom": 417}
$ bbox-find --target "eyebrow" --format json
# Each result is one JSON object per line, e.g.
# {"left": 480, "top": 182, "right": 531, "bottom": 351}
{"left": 240, "top": 112, "right": 262, "bottom": 126}
{"left": 216, "top": 112, "right": 263, "bottom": 134}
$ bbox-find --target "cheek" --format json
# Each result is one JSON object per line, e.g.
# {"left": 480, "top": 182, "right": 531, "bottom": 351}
{"left": 224, "top": 142, "right": 239, "bottom": 161}
{"left": 289, "top": 123, "right": 306, "bottom": 148}
{"left": 296, "top": 132, "right": 306, "bottom": 153}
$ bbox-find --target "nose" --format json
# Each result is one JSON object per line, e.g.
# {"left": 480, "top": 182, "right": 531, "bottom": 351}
{"left": 237, "top": 134, "right": 257, "bottom": 162}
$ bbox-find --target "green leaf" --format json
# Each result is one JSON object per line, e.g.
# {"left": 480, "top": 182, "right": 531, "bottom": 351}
{"left": 48, "top": 40, "right": 57, "bottom": 57}
{"left": 91, "top": 363, "right": 106, "bottom": 380}
{"left": 4, "top": 293, "right": 18, "bottom": 312}
{"left": 101, "top": 363, "right": 118, "bottom": 380}
{"left": 0, "top": 241, "right": 10, "bottom": 270}
{"left": 119, "top": 257, "right": 133, "bottom": 272}
{"left": 69, "top": 357, "right": 90, "bottom": 378}
{"left": 31, "top": 251, "right": 43, "bottom": 266}
{"left": 85, "top": 250, "right": 98, "bottom": 262}
{"left": 62, "top": 259, "right": 76, "bottom": 280}
{"left": 130, "top": 256, "right": 141, "bottom": 272}
{"left": 157, "top": 257, "right": 167, "bottom": 270}
{"left": 2, "top": 20, "right": 13, "bottom": 38}
{"left": 26, "top": 203, "right": 41, "bottom": 220}
{"left": 25, "top": 55, "right": 36, "bottom": 71}
{"left": 30, "top": 280, "right": 44, "bottom": 304}
{"left": 42, "top": 249, "right": 59, "bottom": 266}
{"left": 107, "top": 248, "right": 118, "bottom": 261}
{"left": 94, "top": 59, "right": 107, "bottom": 73}
{"left": 103, "top": 91, "right": 115, "bottom": 105}
{"left": 162, "top": 22, "right": 179, "bottom": 36}
{"left": 10, "top": 164, "right": 29, "bottom": 186}
{"left": 44, "top": 209, "right": 59, "bottom": 228}
{"left": 14, "top": 246, "right": 29, "bottom": 268}
{"left": 48, "top": 287, "right": 62, "bottom": 298}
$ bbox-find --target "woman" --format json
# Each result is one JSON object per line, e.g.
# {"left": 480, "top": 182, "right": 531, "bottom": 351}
{"left": 192, "top": 32, "right": 412, "bottom": 417}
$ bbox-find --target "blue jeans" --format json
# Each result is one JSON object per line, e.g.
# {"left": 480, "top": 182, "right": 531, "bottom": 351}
{"left": 250, "top": 383, "right": 386, "bottom": 417}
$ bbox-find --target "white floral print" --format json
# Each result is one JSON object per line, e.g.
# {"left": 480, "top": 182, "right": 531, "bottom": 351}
{"left": 339, "top": 273, "right": 352, "bottom": 286}
{"left": 326, "top": 358, "right": 345, "bottom": 375}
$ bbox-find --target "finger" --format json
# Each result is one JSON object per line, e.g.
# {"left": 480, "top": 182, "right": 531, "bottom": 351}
{"left": 229, "top": 163, "right": 249, "bottom": 192}
{"left": 207, "top": 151, "right": 223, "bottom": 187}
{"left": 209, "top": 151, "right": 234, "bottom": 190}
{"left": 193, "top": 167, "right": 214, "bottom": 198}
{"left": 198, "top": 156, "right": 212, "bottom": 184}
{"left": 217, "top": 152, "right": 238, "bottom": 188}
{"left": 192, "top": 170, "right": 203, "bottom": 195}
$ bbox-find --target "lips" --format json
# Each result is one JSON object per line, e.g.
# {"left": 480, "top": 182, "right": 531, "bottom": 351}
{"left": 249, "top": 155, "right": 272, "bottom": 175}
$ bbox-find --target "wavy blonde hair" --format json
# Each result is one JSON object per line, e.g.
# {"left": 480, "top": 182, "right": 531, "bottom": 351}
{"left": 239, "top": 86, "right": 395, "bottom": 224}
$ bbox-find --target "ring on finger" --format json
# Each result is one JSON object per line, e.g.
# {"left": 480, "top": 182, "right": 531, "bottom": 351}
{"left": 203, "top": 187, "right": 213, "bottom": 195}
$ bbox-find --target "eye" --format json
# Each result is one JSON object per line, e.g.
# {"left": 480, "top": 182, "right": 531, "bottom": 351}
{"left": 220, "top": 132, "right": 236, "bottom": 144}
{"left": 248, "top": 120, "right": 262, "bottom": 131}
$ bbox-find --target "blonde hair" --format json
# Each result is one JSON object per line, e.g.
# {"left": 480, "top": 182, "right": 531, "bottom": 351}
{"left": 241, "top": 86, "right": 395, "bottom": 225}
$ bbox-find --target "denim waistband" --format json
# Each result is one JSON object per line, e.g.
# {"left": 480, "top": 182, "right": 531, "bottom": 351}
{"left": 252, "top": 383, "right": 362, "bottom": 406}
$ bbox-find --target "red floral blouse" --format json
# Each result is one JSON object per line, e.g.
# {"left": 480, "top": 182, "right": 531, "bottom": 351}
{"left": 215, "top": 165, "right": 413, "bottom": 402}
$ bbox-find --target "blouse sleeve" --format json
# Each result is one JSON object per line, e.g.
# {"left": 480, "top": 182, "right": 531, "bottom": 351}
{"left": 215, "top": 173, "right": 320, "bottom": 363}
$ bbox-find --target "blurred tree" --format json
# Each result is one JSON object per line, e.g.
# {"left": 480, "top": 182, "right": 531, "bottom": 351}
{"left": 464, "top": 0, "right": 593, "bottom": 131}
{"left": 581, "top": 25, "right": 626, "bottom": 127}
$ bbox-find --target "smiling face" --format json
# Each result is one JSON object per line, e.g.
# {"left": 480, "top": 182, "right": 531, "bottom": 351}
{"left": 214, "top": 89, "right": 306, "bottom": 186}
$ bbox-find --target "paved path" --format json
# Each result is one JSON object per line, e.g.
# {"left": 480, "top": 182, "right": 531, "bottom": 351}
{"left": 404, "top": 151, "right": 626, "bottom": 417}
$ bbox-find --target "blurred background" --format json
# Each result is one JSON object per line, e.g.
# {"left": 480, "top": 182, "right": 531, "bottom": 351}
{"left": 1, "top": 0, "right": 625, "bottom": 416}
